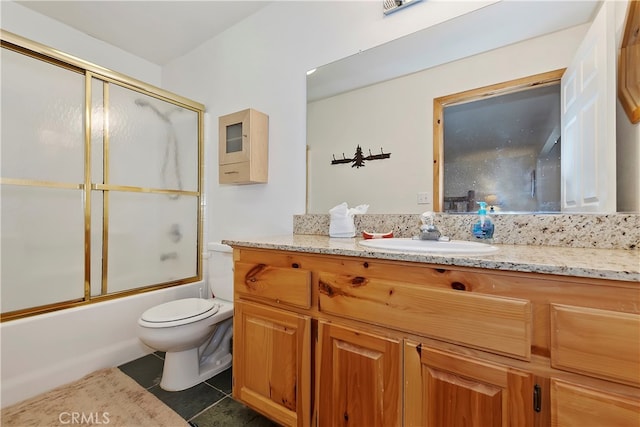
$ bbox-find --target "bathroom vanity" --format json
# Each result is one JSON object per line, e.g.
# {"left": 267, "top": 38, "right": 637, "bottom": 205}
{"left": 225, "top": 235, "right": 640, "bottom": 427}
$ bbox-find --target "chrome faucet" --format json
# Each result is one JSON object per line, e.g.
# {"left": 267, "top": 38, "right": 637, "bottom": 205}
{"left": 415, "top": 211, "right": 442, "bottom": 241}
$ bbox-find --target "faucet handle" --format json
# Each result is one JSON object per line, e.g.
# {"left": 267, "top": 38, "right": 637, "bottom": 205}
{"left": 420, "top": 211, "right": 435, "bottom": 226}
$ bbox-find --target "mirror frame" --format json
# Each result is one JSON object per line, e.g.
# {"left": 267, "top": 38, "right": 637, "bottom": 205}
{"left": 619, "top": 0, "right": 639, "bottom": 123}
{"left": 432, "top": 68, "right": 566, "bottom": 212}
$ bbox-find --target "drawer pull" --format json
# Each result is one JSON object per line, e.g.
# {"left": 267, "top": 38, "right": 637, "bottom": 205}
{"left": 451, "top": 282, "right": 466, "bottom": 291}
{"left": 292, "top": 263, "right": 300, "bottom": 268}
{"left": 533, "top": 384, "right": 542, "bottom": 412}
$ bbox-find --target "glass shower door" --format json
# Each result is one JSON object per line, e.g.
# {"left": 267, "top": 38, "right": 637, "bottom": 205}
{"left": 0, "top": 47, "right": 86, "bottom": 312}
{"left": 96, "top": 83, "right": 200, "bottom": 293}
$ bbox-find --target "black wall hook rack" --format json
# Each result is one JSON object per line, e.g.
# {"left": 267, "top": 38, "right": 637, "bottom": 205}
{"left": 331, "top": 145, "right": 391, "bottom": 168}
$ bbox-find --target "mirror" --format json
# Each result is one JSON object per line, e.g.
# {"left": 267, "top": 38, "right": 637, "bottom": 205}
{"left": 306, "top": 0, "right": 627, "bottom": 214}
{"left": 435, "top": 70, "right": 564, "bottom": 213}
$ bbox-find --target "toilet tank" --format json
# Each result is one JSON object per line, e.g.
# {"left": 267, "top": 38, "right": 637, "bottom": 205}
{"left": 206, "top": 242, "right": 234, "bottom": 302}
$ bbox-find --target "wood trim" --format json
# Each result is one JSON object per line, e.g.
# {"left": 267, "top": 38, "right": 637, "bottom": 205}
{"left": 432, "top": 69, "right": 565, "bottom": 211}
{"left": 619, "top": 0, "right": 640, "bottom": 123}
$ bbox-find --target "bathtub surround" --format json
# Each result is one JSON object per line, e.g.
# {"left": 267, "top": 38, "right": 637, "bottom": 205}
{"left": 0, "top": 281, "right": 204, "bottom": 408}
{"left": 294, "top": 213, "right": 640, "bottom": 250}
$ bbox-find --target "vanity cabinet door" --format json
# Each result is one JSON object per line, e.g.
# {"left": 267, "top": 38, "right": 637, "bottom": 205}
{"left": 404, "top": 341, "right": 535, "bottom": 427}
{"left": 550, "top": 378, "right": 640, "bottom": 427}
{"left": 316, "top": 321, "right": 402, "bottom": 427}
{"left": 233, "top": 300, "right": 311, "bottom": 427}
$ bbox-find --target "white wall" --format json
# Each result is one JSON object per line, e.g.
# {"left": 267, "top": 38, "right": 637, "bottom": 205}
{"left": 161, "top": 0, "right": 497, "bottom": 241}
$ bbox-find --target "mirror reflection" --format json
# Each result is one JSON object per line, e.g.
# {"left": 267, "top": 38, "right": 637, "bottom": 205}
{"left": 306, "top": 0, "right": 637, "bottom": 214}
{"left": 441, "top": 81, "right": 561, "bottom": 213}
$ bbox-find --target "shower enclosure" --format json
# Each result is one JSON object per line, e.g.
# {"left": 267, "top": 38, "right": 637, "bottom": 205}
{"left": 0, "top": 31, "right": 204, "bottom": 320}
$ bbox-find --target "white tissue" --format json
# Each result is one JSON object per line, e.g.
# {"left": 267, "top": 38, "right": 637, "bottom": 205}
{"left": 329, "top": 202, "right": 369, "bottom": 238}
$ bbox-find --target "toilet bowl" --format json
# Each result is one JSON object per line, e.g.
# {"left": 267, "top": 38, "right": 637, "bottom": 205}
{"left": 137, "top": 242, "right": 234, "bottom": 391}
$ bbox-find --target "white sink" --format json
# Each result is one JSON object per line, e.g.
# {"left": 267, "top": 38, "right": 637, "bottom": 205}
{"left": 358, "top": 238, "right": 498, "bottom": 255}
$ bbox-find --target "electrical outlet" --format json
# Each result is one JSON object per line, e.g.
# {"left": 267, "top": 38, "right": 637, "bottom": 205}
{"left": 417, "top": 192, "right": 430, "bottom": 204}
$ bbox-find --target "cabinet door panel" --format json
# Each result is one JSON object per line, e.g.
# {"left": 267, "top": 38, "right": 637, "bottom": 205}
{"left": 317, "top": 321, "right": 401, "bottom": 427}
{"left": 219, "top": 109, "right": 250, "bottom": 165}
{"left": 405, "top": 342, "right": 534, "bottom": 427}
{"left": 426, "top": 368, "right": 502, "bottom": 427}
{"left": 551, "top": 378, "right": 640, "bottom": 427}
{"left": 233, "top": 301, "right": 311, "bottom": 427}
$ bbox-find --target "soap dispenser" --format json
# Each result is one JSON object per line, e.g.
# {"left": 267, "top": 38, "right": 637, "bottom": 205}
{"left": 472, "top": 202, "right": 494, "bottom": 239}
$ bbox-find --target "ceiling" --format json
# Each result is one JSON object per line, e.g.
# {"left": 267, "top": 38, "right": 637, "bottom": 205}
{"left": 15, "top": 1, "right": 271, "bottom": 65}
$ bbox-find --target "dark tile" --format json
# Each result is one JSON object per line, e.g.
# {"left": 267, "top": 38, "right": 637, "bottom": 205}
{"left": 118, "top": 353, "right": 164, "bottom": 389}
{"left": 190, "top": 397, "right": 280, "bottom": 427}
{"left": 205, "top": 367, "right": 232, "bottom": 394}
{"left": 150, "top": 382, "right": 226, "bottom": 420}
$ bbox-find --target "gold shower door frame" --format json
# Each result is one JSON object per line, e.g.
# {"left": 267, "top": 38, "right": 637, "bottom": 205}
{"left": 0, "top": 30, "right": 205, "bottom": 321}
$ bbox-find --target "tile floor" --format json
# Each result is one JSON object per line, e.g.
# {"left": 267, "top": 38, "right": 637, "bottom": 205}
{"left": 118, "top": 353, "right": 279, "bottom": 427}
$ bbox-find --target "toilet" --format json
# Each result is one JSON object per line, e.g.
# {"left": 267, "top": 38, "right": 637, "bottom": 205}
{"left": 137, "top": 243, "right": 234, "bottom": 391}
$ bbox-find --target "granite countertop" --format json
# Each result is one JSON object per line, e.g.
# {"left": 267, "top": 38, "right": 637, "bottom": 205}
{"left": 222, "top": 234, "right": 640, "bottom": 283}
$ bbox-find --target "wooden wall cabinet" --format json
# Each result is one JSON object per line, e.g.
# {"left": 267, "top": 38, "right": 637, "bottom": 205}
{"left": 231, "top": 247, "right": 640, "bottom": 427}
{"left": 218, "top": 108, "right": 268, "bottom": 184}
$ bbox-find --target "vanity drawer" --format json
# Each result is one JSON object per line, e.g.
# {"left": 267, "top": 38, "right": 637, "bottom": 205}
{"left": 318, "top": 272, "right": 532, "bottom": 359}
{"left": 235, "top": 262, "right": 311, "bottom": 309}
{"left": 551, "top": 304, "right": 640, "bottom": 386}
{"left": 550, "top": 378, "right": 640, "bottom": 426}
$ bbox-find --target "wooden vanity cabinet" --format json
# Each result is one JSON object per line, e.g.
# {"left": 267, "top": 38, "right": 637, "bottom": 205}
{"left": 404, "top": 340, "right": 535, "bottom": 427}
{"left": 230, "top": 247, "right": 640, "bottom": 427}
{"left": 233, "top": 300, "right": 311, "bottom": 427}
{"left": 232, "top": 255, "right": 313, "bottom": 427}
{"left": 316, "top": 321, "right": 402, "bottom": 427}
{"left": 548, "top": 303, "right": 640, "bottom": 426}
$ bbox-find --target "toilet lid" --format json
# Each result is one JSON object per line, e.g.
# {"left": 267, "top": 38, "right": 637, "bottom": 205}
{"left": 141, "top": 298, "right": 218, "bottom": 323}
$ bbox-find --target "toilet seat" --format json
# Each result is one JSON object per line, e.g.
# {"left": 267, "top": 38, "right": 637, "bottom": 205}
{"left": 140, "top": 298, "right": 219, "bottom": 327}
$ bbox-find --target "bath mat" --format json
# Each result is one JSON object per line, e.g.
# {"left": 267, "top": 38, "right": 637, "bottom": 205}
{"left": 1, "top": 367, "right": 189, "bottom": 427}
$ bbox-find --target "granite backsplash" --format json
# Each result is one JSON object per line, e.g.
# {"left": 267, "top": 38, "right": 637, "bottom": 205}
{"left": 293, "top": 213, "right": 640, "bottom": 250}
